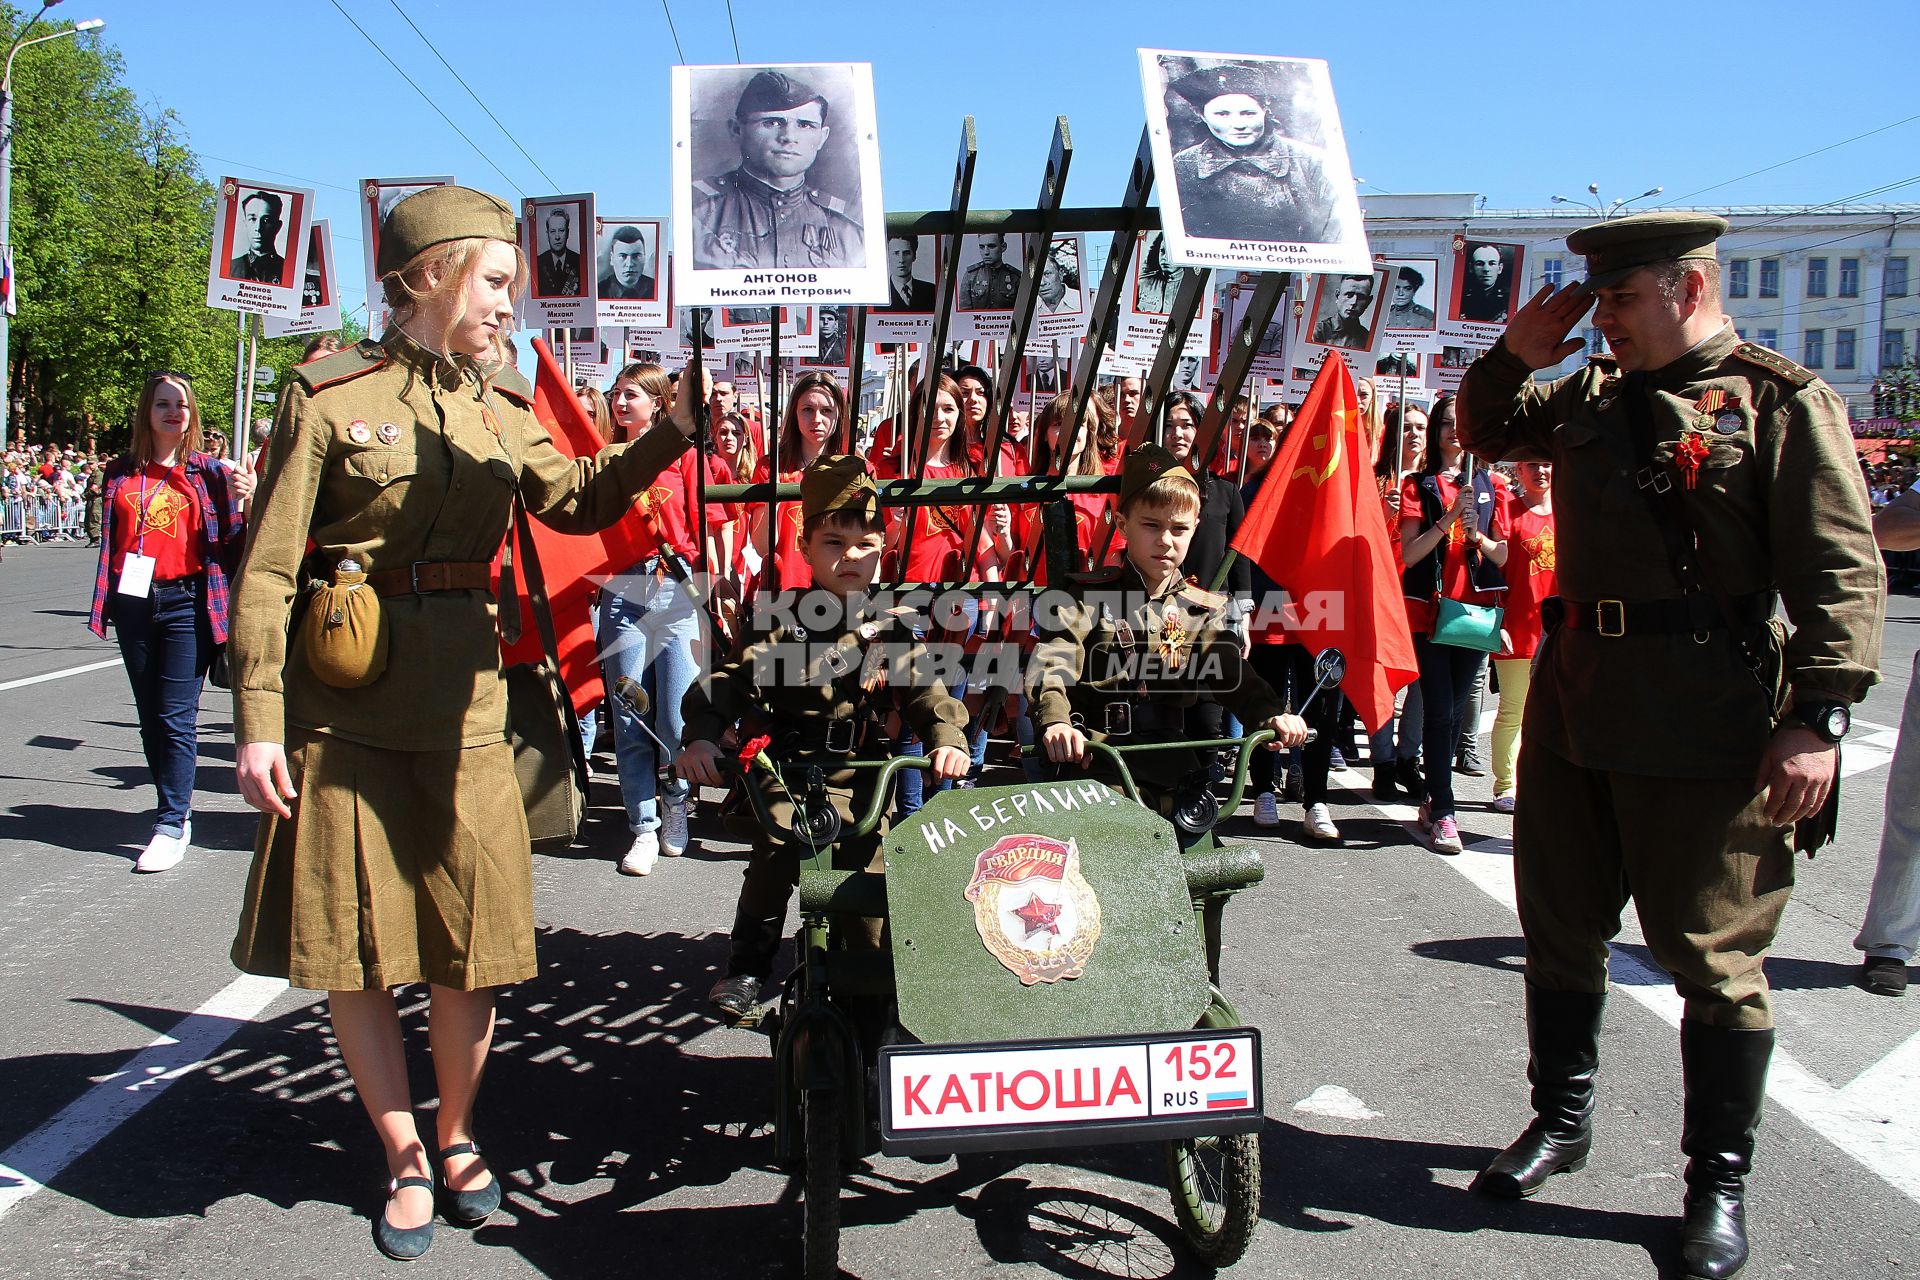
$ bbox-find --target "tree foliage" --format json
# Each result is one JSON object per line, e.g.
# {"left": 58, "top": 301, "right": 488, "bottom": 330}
{"left": 4, "top": 8, "right": 358, "bottom": 452}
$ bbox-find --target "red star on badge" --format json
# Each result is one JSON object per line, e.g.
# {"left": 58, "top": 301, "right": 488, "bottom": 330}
{"left": 1012, "top": 894, "right": 1062, "bottom": 938}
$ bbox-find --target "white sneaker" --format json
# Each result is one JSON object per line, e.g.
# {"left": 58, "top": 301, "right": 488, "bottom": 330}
{"left": 135, "top": 819, "right": 190, "bottom": 873}
{"left": 660, "top": 796, "right": 689, "bottom": 857}
{"left": 1253, "top": 791, "right": 1281, "bottom": 827}
{"left": 1493, "top": 793, "right": 1517, "bottom": 814}
{"left": 1302, "top": 803, "right": 1341, "bottom": 841}
{"left": 618, "top": 830, "right": 659, "bottom": 876}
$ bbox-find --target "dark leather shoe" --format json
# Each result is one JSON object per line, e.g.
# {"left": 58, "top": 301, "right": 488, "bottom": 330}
{"left": 372, "top": 1175, "right": 435, "bottom": 1261}
{"left": 1678, "top": 1022, "right": 1772, "bottom": 1280}
{"left": 1475, "top": 1118, "right": 1590, "bottom": 1198}
{"left": 1372, "top": 766, "right": 1398, "bottom": 802}
{"left": 1682, "top": 1177, "right": 1749, "bottom": 1279}
{"left": 1474, "top": 987, "right": 1605, "bottom": 1200}
{"left": 437, "top": 1142, "right": 501, "bottom": 1227}
{"left": 710, "top": 974, "right": 763, "bottom": 1021}
{"left": 1860, "top": 956, "right": 1909, "bottom": 997}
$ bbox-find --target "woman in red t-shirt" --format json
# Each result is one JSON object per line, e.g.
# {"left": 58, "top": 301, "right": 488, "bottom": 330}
{"left": 747, "top": 370, "right": 846, "bottom": 592}
{"left": 1398, "top": 394, "right": 1509, "bottom": 853}
{"left": 1490, "top": 459, "right": 1555, "bottom": 811}
{"left": 87, "top": 373, "right": 248, "bottom": 872}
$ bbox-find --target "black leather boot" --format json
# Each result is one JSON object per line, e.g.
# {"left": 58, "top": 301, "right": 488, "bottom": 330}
{"left": 1475, "top": 986, "right": 1606, "bottom": 1198}
{"left": 1679, "top": 1021, "right": 1773, "bottom": 1280}
{"left": 709, "top": 911, "right": 784, "bottom": 1020}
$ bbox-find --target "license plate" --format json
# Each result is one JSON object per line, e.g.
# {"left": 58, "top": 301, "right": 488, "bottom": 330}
{"left": 879, "top": 1028, "right": 1262, "bottom": 1156}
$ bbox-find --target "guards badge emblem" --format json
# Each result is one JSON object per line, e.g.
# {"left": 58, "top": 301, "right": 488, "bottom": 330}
{"left": 963, "top": 834, "right": 1103, "bottom": 985}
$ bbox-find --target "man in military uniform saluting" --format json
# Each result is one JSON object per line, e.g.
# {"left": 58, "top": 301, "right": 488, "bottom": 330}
{"left": 1458, "top": 213, "right": 1882, "bottom": 1280}
{"left": 962, "top": 232, "right": 1021, "bottom": 310}
{"left": 691, "top": 70, "right": 865, "bottom": 271}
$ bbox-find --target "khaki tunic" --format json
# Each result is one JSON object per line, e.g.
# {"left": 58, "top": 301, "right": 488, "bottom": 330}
{"left": 230, "top": 330, "right": 693, "bottom": 751}
{"left": 1027, "top": 561, "right": 1284, "bottom": 794}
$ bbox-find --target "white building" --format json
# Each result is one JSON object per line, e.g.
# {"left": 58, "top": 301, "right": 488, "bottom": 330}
{"left": 1362, "top": 194, "right": 1920, "bottom": 413}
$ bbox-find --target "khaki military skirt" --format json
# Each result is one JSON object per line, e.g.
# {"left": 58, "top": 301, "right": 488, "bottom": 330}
{"left": 231, "top": 728, "right": 538, "bottom": 991}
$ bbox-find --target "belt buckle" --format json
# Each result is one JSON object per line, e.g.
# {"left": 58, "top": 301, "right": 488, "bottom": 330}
{"left": 1104, "top": 702, "right": 1133, "bottom": 737}
{"left": 1596, "top": 599, "right": 1626, "bottom": 638}
{"left": 824, "top": 717, "right": 855, "bottom": 754}
{"left": 410, "top": 560, "right": 432, "bottom": 593}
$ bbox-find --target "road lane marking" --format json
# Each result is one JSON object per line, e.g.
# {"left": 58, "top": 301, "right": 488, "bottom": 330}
{"left": 0, "top": 659, "right": 121, "bottom": 693}
{"left": 1325, "top": 771, "right": 1920, "bottom": 1205}
{"left": 0, "top": 973, "right": 288, "bottom": 1221}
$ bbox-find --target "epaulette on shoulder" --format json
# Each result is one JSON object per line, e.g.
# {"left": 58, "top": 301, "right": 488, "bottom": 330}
{"left": 691, "top": 175, "right": 724, "bottom": 199}
{"left": 488, "top": 363, "right": 534, "bottom": 405}
{"left": 1730, "top": 341, "right": 1816, "bottom": 389}
{"left": 1178, "top": 579, "right": 1227, "bottom": 611}
{"left": 809, "top": 189, "right": 855, "bottom": 218}
{"left": 295, "top": 340, "right": 388, "bottom": 394}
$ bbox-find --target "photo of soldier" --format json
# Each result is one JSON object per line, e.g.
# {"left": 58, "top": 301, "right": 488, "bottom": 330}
{"left": 1307, "top": 269, "right": 1388, "bottom": 351}
{"left": 959, "top": 232, "right": 1023, "bottom": 312}
{"left": 802, "top": 307, "right": 851, "bottom": 367}
{"left": 1386, "top": 262, "right": 1438, "bottom": 330}
{"left": 227, "top": 189, "right": 288, "bottom": 284}
{"left": 298, "top": 225, "right": 327, "bottom": 308}
{"left": 1452, "top": 240, "right": 1522, "bottom": 325}
{"left": 597, "top": 223, "right": 657, "bottom": 300}
{"left": 1133, "top": 231, "right": 1178, "bottom": 315}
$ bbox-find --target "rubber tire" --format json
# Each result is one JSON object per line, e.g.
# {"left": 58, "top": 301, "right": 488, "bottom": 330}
{"left": 1165, "top": 1131, "right": 1260, "bottom": 1266}
{"left": 803, "top": 1088, "right": 841, "bottom": 1280}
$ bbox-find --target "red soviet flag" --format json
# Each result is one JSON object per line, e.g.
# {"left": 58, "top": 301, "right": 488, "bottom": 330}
{"left": 1230, "top": 357, "right": 1417, "bottom": 733}
{"left": 496, "top": 337, "right": 657, "bottom": 714}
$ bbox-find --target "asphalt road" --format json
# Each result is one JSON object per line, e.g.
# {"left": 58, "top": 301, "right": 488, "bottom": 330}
{"left": 0, "top": 539, "right": 1916, "bottom": 1280}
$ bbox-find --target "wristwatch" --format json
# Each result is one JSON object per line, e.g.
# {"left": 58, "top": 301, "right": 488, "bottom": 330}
{"left": 1787, "top": 699, "right": 1851, "bottom": 744}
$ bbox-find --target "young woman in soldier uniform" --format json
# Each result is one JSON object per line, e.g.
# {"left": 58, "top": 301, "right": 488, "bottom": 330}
{"left": 227, "top": 186, "right": 699, "bottom": 1262}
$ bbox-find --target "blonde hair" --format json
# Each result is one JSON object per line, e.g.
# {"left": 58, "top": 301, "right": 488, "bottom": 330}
{"left": 1125, "top": 473, "right": 1202, "bottom": 520}
{"left": 132, "top": 375, "right": 204, "bottom": 467}
{"left": 1034, "top": 392, "right": 1110, "bottom": 478}
{"left": 380, "top": 236, "right": 526, "bottom": 365}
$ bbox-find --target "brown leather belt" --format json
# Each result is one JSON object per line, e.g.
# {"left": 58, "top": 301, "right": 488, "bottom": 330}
{"left": 365, "top": 560, "right": 494, "bottom": 597}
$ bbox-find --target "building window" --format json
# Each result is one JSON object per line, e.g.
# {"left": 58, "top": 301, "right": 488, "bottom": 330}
{"left": 1839, "top": 258, "right": 1860, "bottom": 297}
{"left": 1807, "top": 258, "right": 1828, "bottom": 297}
{"left": 1889, "top": 258, "right": 1911, "bottom": 298}
{"left": 1756, "top": 328, "right": 1779, "bottom": 352}
{"left": 1759, "top": 259, "right": 1780, "bottom": 298}
{"left": 1585, "top": 326, "right": 1606, "bottom": 356}
{"left": 1884, "top": 329, "right": 1907, "bottom": 367}
{"left": 1804, "top": 329, "right": 1825, "bottom": 368}
{"left": 1836, "top": 328, "right": 1856, "bottom": 369}
{"left": 1727, "top": 259, "right": 1749, "bottom": 298}
{"left": 1541, "top": 257, "right": 1563, "bottom": 288}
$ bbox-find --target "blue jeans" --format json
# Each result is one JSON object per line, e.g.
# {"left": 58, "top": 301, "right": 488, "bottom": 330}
{"left": 110, "top": 576, "right": 212, "bottom": 835}
{"left": 598, "top": 568, "right": 700, "bottom": 834}
{"left": 1414, "top": 634, "right": 1485, "bottom": 821}
{"left": 1369, "top": 681, "right": 1424, "bottom": 765}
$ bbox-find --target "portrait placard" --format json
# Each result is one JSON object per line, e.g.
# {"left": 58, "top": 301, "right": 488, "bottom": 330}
{"left": 948, "top": 232, "right": 1025, "bottom": 341}
{"left": 1139, "top": 50, "right": 1370, "bottom": 274}
{"left": 358, "top": 175, "right": 453, "bottom": 334}
{"left": 206, "top": 177, "right": 313, "bottom": 318}
{"left": 1283, "top": 296, "right": 1364, "bottom": 398}
{"left": 869, "top": 233, "right": 941, "bottom": 341}
{"left": 1427, "top": 341, "right": 1487, "bottom": 393}
{"left": 799, "top": 305, "right": 854, "bottom": 368}
{"left": 523, "top": 193, "right": 597, "bottom": 328}
{"left": 263, "top": 220, "right": 341, "bottom": 338}
{"left": 593, "top": 217, "right": 667, "bottom": 328}
{"left": 1119, "top": 231, "right": 1210, "bottom": 356}
{"left": 1032, "top": 234, "right": 1089, "bottom": 342}
{"left": 710, "top": 304, "right": 817, "bottom": 355}
{"left": 1378, "top": 255, "right": 1443, "bottom": 348}
{"left": 1219, "top": 279, "right": 1287, "bottom": 378}
{"left": 1302, "top": 266, "right": 1391, "bottom": 358}
{"left": 1440, "top": 236, "right": 1525, "bottom": 343}
{"left": 672, "top": 61, "right": 888, "bottom": 306}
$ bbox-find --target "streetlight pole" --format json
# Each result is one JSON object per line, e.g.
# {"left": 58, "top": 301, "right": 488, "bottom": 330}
{"left": 1551, "top": 183, "right": 1665, "bottom": 220}
{"left": 1, "top": 4, "right": 105, "bottom": 444}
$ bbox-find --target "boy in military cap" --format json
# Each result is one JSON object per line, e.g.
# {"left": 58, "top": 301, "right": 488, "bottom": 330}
{"left": 691, "top": 69, "right": 864, "bottom": 271}
{"left": 1029, "top": 443, "right": 1309, "bottom": 805}
{"left": 677, "top": 454, "right": 968, "bottom": 1019}
{"left": 1459, "top": 210, "right": 1882, "bottom": 1280}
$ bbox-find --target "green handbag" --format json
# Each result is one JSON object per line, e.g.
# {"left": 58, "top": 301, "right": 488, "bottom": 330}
{"left": 1431, "top": 597, "right": 1505, "bottom": 653}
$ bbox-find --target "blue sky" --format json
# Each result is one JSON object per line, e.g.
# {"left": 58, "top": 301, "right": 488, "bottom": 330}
{"left": 67, "top": 0, "right": 1920, "bottom": 328}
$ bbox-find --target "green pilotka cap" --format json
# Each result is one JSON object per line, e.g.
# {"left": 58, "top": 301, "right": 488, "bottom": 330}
{"left": 376, "top": 185, "right": 517, "bottom": 276}
{"left": 1566, "top": 212, "right": 1728, "bottom": 288}
{"left": 800, "top": 454, "right": 879, "bottom": 521}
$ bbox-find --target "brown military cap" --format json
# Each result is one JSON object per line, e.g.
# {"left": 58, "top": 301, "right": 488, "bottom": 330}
{"left": 376, "top": 185, "right": 517, "bottom": 276}
{"left": 735, "top": 70, "right": 827, "bottom": 119}
{"left": 801, "top": 453, "right": 878, "bottom": 522}
{"left": 1119, "top": 442, "right": 1199, "bottom": 508}
{"left": 1567, "top": 211, "right": 1728, "bottom": 289}
{"left": 1171, "top": 63, "right": 1272, "bottom": 111}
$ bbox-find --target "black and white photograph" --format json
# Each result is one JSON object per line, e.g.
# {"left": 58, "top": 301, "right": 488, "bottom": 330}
{"left": 1381, "top": 256, "right": 1442, "bottom": 332}
{"left": 205, "top": 175, "right": 312, "bottom": 318}
{"left": 800, "top": 306, "right": 852, "bottom": 368}
{"left": 1304, "top": 266, "right": 1390, "bottom": 354}
{"left": 1032, "top": 234, "right": 1089, "bottom": 342}
{"left": 358, "top": 174, "right": 453, "bottom": 331}
{"left": 1442, "top": 237, "right": 1525, "bottom": 339}
{"left": 1376, "top": 351, "right": 1423, "bottom": 379}
{"left": 678, "top": 307, "right": 718, "bottom": 351}
{"left": 671, "top": 61, "right": 888, "bottom": 306}
{"left": 712, "top": 303, "right": 816, "bottom": 356}
{"left": 263, "top": 219, "right": 342, "bottom": 339}
{"left": 1220, "top": 279, "right": 1287, "bottom": 378}
{"left": 1140, "top": 50, "right": 1370, "bottom": 274}
{"left": 523, "top": 192, "right": 597, "bottom": 328}
{"left": 880, "top": 233, "right": 938, "bottom": 312}
{"left": 594, "top": 217, "right": 667, "bottom": 329}
{"left": 1132, "top": 231, "right": 1178, "bottom": 315}
{"left": 956, "top": 232, "right": 1024, "bottom": 313}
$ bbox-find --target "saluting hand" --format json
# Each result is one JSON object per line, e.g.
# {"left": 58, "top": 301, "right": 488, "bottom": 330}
{"left": 1503, "top": 283, "right": 1595, "bottom": 371}
{"left": 1754, "top": 726, "right": 1837, "bottom": 826}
